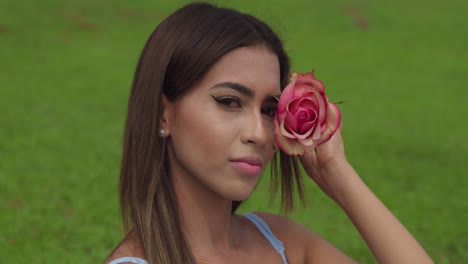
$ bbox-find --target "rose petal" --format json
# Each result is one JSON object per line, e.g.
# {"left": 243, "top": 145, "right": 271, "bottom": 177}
{"left": 274, "top": 119, "right": 305, "bottom": 155}
{"left": 299, "top": 120, "right": 315, "bottom": 133}
{"left": 309, "top": 79, "right": 326, "bottom": 94}
{"left": 290, "top": 124, "right": 315, "bottom": 140}
{"left": 298, "top": 136, "right": 317, "bottom": 147}
{"left": 294, "top": 73, "right": 326, "bottom": 95}
{"left": 275, "top": 132, "right": 306, "bottom": 155}
{"left": 296, "top": 107, "right": 317, "bottom": 132}
{"left": 287, "top": 97, "right": 302, "bottom": 113}
{"left": 316, "top": 103, "right": 341, "bottom": 146}
{"left": 307, "top": 90, "right": 328, "bottom": 125}
{"left": 284, "top": 111, "right": 299, "bottom": 132}
{"left": 293, "top": 82, "right": 313, "bottom": 96}
{"left": 298, "top": 96, "right": 319, "bottom": 110}
{"left": 305, "top": 72, "right": 326, "bottom": 93}
{"left": 297, "top": 91, "right": 327, "bottom": 125}
{"left": 312, "top": 122, "right": 322, "bottom": 140}
{"left": 290, "top": 72, "right": 298, "bottom": 84}
{"left": 278, "top": 115, "right": 296, "bottom": 139}
{"left": 277, "top": 83, "right": 295, "bottom": 112}
{"left": 274, "top": 71, "right": 339, "bottom": 155}
{"left": 296, "top": 121, "right": 321, "bottom": 147}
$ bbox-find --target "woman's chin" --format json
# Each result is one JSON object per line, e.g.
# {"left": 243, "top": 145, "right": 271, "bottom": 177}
{"left": 221, "top": 185, "right": 256, "bottom": 202}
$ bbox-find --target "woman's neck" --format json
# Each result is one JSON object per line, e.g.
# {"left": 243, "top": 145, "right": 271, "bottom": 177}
{"left": 171, "top": 170, "right": 241, "bottom": 254}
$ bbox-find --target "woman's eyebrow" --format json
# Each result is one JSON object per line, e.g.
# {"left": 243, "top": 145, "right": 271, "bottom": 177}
{"left": 211, "top": 82, "right": 280, "bottom": 103}
{"left": 211, "top": 82, "right": 254, "bottom": 98}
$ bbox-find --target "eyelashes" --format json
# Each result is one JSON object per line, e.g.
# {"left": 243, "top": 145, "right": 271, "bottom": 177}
{"left": 211, "top": 95, "right": 277, "bottom": 118}
{"left": 211, "top": 95, "right": 242, "bottom": 108}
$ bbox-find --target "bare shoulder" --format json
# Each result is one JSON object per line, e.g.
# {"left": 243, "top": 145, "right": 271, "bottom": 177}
{"left": 254, "top": 212, "right": 358, "bottom": 264}
{"left": 104, "top": 232, "right": 147, "bottom": 264}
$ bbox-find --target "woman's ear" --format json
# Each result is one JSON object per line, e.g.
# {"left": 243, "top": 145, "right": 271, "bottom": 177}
{"left": 160, "top": 95, "right": 172, "bottom": 137}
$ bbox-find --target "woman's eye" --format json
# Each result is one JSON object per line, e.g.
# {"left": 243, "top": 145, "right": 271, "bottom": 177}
{"left": 262, "top": 106, "right": 277, "bottom": 118}
{"left": 212, "top": 96, "right": 242, "bottom": 108}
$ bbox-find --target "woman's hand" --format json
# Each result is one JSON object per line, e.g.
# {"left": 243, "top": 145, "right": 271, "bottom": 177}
{"left": 300, "top": 126, "right": 346, "bottom": 173}
{"left": 298, "top": 126, "right": 352, "bottom": 204}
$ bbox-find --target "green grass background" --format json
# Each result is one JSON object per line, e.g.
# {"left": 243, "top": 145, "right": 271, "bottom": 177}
{"left": 1, "top": 0, "right": 467, "bottom": 263}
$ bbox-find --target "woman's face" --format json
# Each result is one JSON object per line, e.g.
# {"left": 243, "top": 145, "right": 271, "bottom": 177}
{"left": 164, "top": 46, "right": 281, "bottom": 201}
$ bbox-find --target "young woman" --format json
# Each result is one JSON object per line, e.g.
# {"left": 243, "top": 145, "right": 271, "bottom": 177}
{"left": 105, "top": 3, "right": 433, "bottom": 264}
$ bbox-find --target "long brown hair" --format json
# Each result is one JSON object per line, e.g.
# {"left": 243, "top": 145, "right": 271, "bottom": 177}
{"left": 119, "top": 3, "right": 304, "bottom": 263}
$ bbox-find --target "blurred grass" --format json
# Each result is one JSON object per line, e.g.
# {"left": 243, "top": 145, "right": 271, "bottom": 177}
{"left": 1, "top": 0, "right": 467, "bottom": 263}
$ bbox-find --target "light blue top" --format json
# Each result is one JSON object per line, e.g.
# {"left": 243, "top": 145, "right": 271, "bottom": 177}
{"left": 242, "top": 212, "right": 288, "bottom": 263}
{"left": 108, "top": 212, "right": 287, "bottom": 264}
{"left": 108, "top": 257, "right": 148, "bottom": 264}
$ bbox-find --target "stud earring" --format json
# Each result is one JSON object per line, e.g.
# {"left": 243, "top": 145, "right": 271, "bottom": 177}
{"left": 159, "top": 129, "right": 166, "bottom": 137}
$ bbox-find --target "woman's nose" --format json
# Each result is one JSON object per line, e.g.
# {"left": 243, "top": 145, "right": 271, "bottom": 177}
{"left": 240, "top": 110, "right": 272, "bottom": 146}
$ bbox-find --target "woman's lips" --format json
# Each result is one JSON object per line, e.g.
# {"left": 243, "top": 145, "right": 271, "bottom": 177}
{"left": 229, "top": 157, "right": 263, "bottom": 176}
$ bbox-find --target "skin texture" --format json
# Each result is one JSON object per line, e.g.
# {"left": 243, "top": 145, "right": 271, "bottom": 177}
{"left": 164, "top": 46, "right": 280, "bottom": 203}
{"left": 163, "top": 46, "right": 288, "bottom": 262}
{"left": 106, "top": 46, "right": 434, "bottom": 264}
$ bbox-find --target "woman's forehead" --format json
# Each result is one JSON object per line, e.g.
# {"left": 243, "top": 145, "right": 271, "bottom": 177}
{"left": 200, "top": 46, "right": 281, "bottom": 94}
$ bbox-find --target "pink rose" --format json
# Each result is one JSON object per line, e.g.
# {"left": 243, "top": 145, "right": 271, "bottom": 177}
{"left": 274, "top": 72, "right": 341, "bottom": 155}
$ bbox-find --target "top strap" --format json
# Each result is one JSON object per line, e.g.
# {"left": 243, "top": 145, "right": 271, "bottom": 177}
{"left": 108, "top": 213, "right": 287, "bottom": 264}
{"left": 107, "top": 257, "right": 148, "bottom": 264}
{"left": 242, "top": 212, "right": 288, "bottom": 264}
